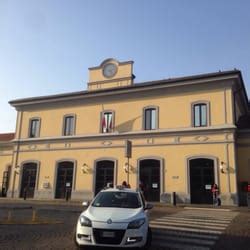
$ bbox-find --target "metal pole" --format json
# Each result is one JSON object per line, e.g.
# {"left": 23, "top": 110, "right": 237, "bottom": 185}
{"left": 226, "top": 144, "right": 231, "bottom": 193}
{"left": 11, "top": 171, "right": 16, "bottom": 198}
{"left": 127, "top": 157, "right": 129, "bottom": 185}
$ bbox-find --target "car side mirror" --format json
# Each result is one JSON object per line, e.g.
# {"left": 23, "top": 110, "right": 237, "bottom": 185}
{"left": 144, "top": 203, "right": 153, "bottom": 210}
{"left": 82, "top": 201, "right": 90, "bottom": 207}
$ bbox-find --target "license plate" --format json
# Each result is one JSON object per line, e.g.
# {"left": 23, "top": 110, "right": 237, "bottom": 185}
{"left": 102, "top": 231, "right": 115, "bottom": 238}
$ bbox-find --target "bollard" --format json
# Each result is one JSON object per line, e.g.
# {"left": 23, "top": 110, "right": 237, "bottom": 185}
{"left": 23, "top": 188, "right": 27, "bottom": 200}
{"left": 65, "top": 189, "right": 68, "bottom": 201}
{"left": 7, "top": 210, "right": 12, "bottom": 222}
{"left": 65, "top": 188, "right": 70, "bottom": 201}
{"left": 172, "top": 192, "right": 176, "bottom": 206}
{"left": 32, "top": 209, "right": 36, "bottom": 222}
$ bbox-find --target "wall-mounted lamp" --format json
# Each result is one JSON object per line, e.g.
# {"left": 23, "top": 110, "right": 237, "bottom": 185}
{"left": 81, "top": 163, "right": 90, "bottom": 174}
{"left": 123, "top": 163, "right": 130, "bottom": 173}
{"left": 15, "top": 165, "right": 20, "bottom": 175}
{"left": 220, "top": 161, "right": 228, "bottom": 173}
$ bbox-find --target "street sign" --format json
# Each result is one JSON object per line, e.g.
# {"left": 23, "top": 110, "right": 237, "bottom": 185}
{"left": 125, "top": 140, "right": 132, "bottom": 158}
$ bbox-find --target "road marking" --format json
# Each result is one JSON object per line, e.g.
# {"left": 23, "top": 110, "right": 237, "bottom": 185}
{"left": 155, "top": 217, "right": 232, "bottom": 224}
{"left": 184, "top": 207, "right": 232, "bottom": 212}
{"left": 150, "top": 209, "right": 238, "bottom": 249}
{"left": 151, "top": 220, "right": 227, "bottom": 230}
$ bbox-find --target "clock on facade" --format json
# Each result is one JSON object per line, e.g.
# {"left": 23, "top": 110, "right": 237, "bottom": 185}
{"left": 102, "top": 63, "right": 118, "bottom": 78}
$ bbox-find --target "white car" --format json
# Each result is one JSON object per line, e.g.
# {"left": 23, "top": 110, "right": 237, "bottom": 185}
{"left": 75, "top": 186, "right": 153, "bottom": 249}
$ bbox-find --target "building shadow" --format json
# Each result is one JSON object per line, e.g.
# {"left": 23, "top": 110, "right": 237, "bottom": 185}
{"left": 115, "top": 116, "right": 141, "bottom": 133}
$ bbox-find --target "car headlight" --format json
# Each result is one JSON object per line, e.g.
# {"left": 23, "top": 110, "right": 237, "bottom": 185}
{"left": 79, "top": 215, "right": 92, "bottom": 227}
{"left": 127, "top": 218, "right": 145, "bottom": 229}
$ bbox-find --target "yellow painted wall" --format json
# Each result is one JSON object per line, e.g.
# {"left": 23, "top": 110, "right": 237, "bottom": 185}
{"left": 0, "top": 154, "right": 12, "bottom": 189}
{"left": 237, "top": 146, "right": 250, "bottom": 182}
{"left": 11, "top": 133, "right": 237, "bottom": 196}
{"left": 18, "top": 88, "right": 232, "bottom": 139}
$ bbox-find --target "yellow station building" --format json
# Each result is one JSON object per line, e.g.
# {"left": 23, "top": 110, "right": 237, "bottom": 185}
{"left": 1, "top": 58, "right": 250, "bottom": 206}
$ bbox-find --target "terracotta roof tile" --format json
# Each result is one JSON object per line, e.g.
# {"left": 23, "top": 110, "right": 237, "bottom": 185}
{"left": 0, "top": 133, "right": 15, "bottom": 141}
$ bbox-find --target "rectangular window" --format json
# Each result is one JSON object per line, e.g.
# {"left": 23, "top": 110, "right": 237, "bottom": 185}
{"left": 194, "top": 104, "right": 207, "bottom": 127}
{"left": 102, "top": 112, "right": 113, "bottom": 133}
{"left": 63, "top": 116, "right": 75, "bottom": 136}
{"left": 144, "top": 108, "right": 156, "bottom": 130}
{"left": 29, "top": 119, "right": 40, "bottom": 138}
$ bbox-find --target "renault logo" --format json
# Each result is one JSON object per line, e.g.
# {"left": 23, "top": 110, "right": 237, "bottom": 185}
{"left": 107, "top": 218, "right": 112, "bottom": 224}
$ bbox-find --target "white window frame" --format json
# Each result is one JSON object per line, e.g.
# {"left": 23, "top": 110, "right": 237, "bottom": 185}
{"left": 100, "top": 110, "right": 115, "bottom": 133}
{"left": 62, "top": 114, "right": 76, "bottom": 136}
{"left": 28, "top": 117, "right": 41, "bottom": 138}
{"left": 143, "top": 106, "right": 159, "bottom": 130}
{"left": 191, "top": 101, "right": 210, "bottom": 127}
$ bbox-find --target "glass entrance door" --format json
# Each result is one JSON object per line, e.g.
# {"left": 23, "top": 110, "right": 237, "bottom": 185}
{"left": 55, "top": 162, "right": 73, "bottom": 199}
{"left": 95, "top": 161, "right": 114, "bottom": 195}
{"left": 20, "top": 163, "right": 37, "bottom": 198}
{"left": 139, "top": 159, "right": 160, "bottom": 202}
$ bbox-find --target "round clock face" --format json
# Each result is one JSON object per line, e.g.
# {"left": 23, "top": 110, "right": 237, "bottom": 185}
{"left": 103, "top": 63, "right": 117, "bottom": 78}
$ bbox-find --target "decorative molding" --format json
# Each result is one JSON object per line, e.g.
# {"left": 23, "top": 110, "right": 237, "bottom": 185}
{"left": 15, "top": 138, "right": 236, "bottom": 153}
{"left": 172, "top": 176, "right": 179, "bottom": 179}
{"left": 102, "top": 141, "right": 112, "bottom": 146}
{"left": 28, "top": 144, "right": 37, "bottom": 150}
{"left": 12, "top": 124, "right": 237, "bottom": 145}
{"left": 174, "top": 136, "right": 180, "bottom": 143}
{"left": 146, "top": 138, "right": 154, "bottom": 144}
{"left": 194, "top": 136, "right": 209, "bottom": 142}
{"left": 225, "top": 133, "right": 233, "bottom": 140}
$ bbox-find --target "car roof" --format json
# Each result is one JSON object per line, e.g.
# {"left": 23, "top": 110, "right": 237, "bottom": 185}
{"left": 100, "top": 186, "right": 138, "bottom": 193}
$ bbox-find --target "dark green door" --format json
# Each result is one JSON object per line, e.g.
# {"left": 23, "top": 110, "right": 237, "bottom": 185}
{"left": 190, "top": 158, "right": 214, "bottom": 204}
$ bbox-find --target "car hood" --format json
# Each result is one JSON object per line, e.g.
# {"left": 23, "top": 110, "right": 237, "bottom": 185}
{"left": 83, "top": 206, "right": 143, "bottom": 223}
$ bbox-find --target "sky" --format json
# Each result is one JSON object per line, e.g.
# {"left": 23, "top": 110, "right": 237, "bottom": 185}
{"left": 1, "top": 0, "right": 250, "bottom": 133}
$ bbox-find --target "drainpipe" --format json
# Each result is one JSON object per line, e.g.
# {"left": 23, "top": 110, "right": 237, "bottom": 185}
{"left": 11, "top": 110, "right": 23, "bottom": 198}
{"left": 225, "top": 143, "right": 231, "bottom": 194}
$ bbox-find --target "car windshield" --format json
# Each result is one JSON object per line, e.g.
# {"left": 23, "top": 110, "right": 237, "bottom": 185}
{"left": 92, "top": 191, "right": 142, "bottom": 208}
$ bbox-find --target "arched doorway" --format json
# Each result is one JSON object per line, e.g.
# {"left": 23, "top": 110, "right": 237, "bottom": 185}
{"left": 95, "top": 160, "right": 114, "bottom": 195}
{"left": 139, "top": 159, "right": 161, "bottom": 202}
{"left": 55, "top": 161, "right": 74, "bottom": 199}
{"left": 189, "top": 158, "right": 215, "bottom": 204}
{"left": 20, "top": 163, "right": 38, "bottom": 198}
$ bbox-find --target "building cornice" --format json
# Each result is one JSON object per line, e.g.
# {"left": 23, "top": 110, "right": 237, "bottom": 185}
{"left": 0, "top": 141, "right": 14, "bottom": 148}
{"left": 12, "top": 125, "right": 236, "bottom": 144}
{"left": 9, "top": 70, "right": 245, "bottom": 109}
